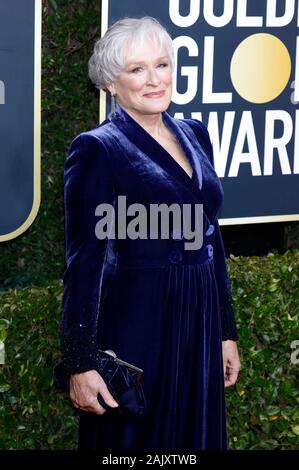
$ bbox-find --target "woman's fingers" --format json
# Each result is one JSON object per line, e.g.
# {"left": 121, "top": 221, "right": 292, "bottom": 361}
{"left": 71, "top": 392, "right": 107, "bottom": 415}
{"left": 69, "top": 369, "right": 119, "bottom": 415}
{"left": 222, "top": 340, "right": 241, "bottom": 388}
{"left": 224, "top": 366, "right": 239, "bottom": 388}
{"left": 83, "top": 396, "right": 108, "bottom": 415}
{"left": 97, "top": 378, "right": 119, "bottom": 409}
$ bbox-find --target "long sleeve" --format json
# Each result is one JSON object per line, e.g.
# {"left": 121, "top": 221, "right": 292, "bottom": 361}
{"left": 60, "top": 132, "right": 115, "bottom": 375}
{"left": 213, "top": 218, "right": 239, "bottom": 340}
{"left": 186, "top": 118, "right": 239, "bottom": 341}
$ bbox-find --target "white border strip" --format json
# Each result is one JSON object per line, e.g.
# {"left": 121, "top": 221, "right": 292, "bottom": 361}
{"left": 219, "top": 213, "right": 299, "bottom": 226}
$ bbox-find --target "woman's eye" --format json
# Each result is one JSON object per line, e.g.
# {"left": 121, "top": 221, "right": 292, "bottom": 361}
{"left": 131, "top": 67, "right": 143, "bottom": 73}
{"left": 130, "top": 63, "right": 168, "bottom": 73}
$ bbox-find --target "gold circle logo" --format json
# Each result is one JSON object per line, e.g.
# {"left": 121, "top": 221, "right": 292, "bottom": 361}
{"left": 230, "top": 33, "right": 291, "bottom": 104}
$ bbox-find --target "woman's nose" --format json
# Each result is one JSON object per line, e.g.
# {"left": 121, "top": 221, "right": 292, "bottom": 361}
{"left": 146, "top": 68, "right": 161, "bottom": 85}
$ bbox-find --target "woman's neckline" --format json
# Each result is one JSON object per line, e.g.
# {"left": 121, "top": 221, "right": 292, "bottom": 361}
{"left": 110, "top": 103, "right": 195, "bottom": 181}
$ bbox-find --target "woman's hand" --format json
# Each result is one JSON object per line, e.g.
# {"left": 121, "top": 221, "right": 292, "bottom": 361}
{"left": 69, "top": 369, "right": 119, "bottom": 415}
{"left": 222, "top": 340, "right": 241, "bottom": 388}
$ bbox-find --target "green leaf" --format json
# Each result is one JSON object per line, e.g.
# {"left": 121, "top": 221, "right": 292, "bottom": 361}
{"left": 0, "top": 384, "right": 11, "bottom": 393}
{"left": 49, "top": 0, "right": 57, "bottom": 10}
{"left": 0, "top": 319, "right": 10, "bottom": 330}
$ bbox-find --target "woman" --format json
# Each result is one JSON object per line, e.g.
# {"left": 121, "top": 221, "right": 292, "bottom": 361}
{"left": 60, "top": 16, "right": 241, "bottom": 451}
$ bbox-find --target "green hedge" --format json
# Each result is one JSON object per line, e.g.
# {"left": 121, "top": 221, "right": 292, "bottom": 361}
{"left": 0, "top": 250, "right": 298, "bottom": 450}
{"left": 0, "top": 282, "right": 76, "bottom": 450}
{"left": 226, "top": 249, "right": 299, "bottom": 449}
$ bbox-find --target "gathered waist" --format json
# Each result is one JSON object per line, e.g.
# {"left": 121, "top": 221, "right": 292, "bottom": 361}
{"left": 116, "top": 243, "right": 214, "bottom": 269}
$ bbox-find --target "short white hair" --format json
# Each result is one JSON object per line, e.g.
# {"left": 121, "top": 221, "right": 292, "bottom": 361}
{"left": 88, "top": 16, "right": 175, "bottom": 91}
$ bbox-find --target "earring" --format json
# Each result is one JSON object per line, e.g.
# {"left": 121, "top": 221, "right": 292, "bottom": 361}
{"left": 111, "top": 93, "right": 116, "bottom": 116}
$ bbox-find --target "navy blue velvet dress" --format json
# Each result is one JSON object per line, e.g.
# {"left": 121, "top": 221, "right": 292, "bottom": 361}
{"left": 60, "top": 104, "right": 238, "bottom": 451}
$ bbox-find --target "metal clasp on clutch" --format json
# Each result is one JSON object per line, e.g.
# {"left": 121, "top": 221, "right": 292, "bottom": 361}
{"left": 99, "top": 349, "right": 144, "bottom": 374}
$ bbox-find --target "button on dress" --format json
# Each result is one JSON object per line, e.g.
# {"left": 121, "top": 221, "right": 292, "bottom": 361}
{"left": 59, "top": 104, "right": 239, "bottom": 451}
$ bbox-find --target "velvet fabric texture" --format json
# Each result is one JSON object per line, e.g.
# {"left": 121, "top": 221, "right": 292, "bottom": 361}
{"left": 60, "top": 103, "right": 239, "bottom": 451}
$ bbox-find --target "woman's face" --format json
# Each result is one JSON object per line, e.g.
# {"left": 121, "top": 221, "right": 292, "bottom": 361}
{"left": 109, "top": 38, "right": 173, "bottom": 117}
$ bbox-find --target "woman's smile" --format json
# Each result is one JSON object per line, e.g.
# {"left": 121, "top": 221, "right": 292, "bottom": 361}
{"left": 143, "top": 90, "right": 165, "bottom": 98}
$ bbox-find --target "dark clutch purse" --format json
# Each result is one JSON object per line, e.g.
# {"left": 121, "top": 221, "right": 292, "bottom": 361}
{"left": 53, "top": 349, "right": 146, "bottom": 418}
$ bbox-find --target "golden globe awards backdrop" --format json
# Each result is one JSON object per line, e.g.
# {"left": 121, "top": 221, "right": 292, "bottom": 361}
{"left": 100, "top": 0, "right": 299, "bottom": 225}
{"left": 0, "top": 0, "right": 41, "bottom": 242}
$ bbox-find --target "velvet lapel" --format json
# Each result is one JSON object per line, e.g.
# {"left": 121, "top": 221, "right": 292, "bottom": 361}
{"left": 163, "top": 111, "right": 203, "bottom": 191}
{"left": 108, "top": 104, "right": 204, "bottom": 202}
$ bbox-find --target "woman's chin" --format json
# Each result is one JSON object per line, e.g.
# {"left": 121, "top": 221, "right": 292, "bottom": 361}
{"left": 142, "top": 100, "right": 171, "bottom": 114}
